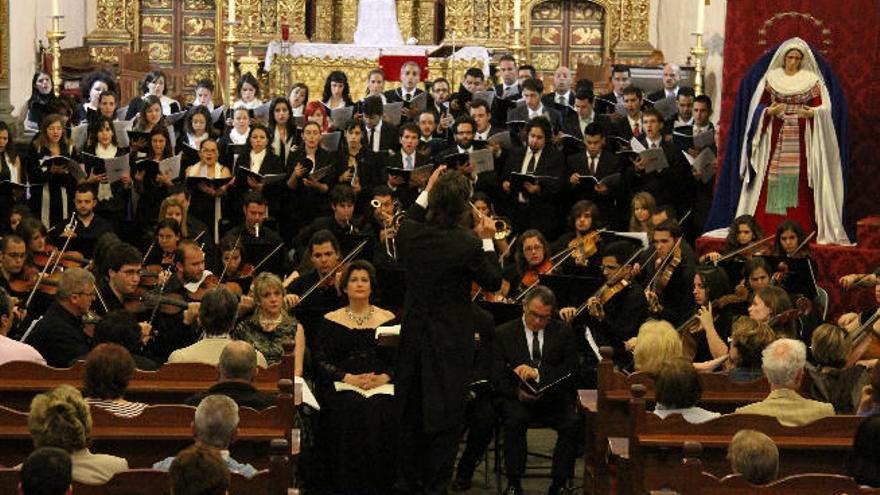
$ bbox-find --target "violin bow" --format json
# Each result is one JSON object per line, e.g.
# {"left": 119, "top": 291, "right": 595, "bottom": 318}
{"left": 574, "top": 246, "right": 645, "bottom": 318}
{"left": 513, "top": 245, "right": 581, "bottom": 304}
{"left": 147, "top": 253, "right": 177, "bottom": 328}
{"left": 714, "top": 234, "right": 775, "bottom": 265}
{"left": 298, "top": 239, "right": 368, "bottom": 304}
{"left": 790, "top": 231, "right": 816, "bottom": 257}
{"left": 218, "top": 233, "right": 242, "bottom": 283}
{"left": 50, "top": 216, "right": 79, "bottom": 274}
{"left": 247, "top": 243, "right": 284, "bottom": 276}
{"left": 93, "top": 283, "right": 110, "bottom": 314}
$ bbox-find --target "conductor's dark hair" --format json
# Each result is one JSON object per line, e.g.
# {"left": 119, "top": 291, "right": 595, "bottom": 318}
{"left": 20, "top": 446, "right": 72, "bottom": 495}
{"left": 694, "top": 94, "right": 713, "bottom": 111}
{"left": 622, "top": 85, "right": 643, "bottom": 99}
{"left": 426, "top": 170, "right": 470, "bottom": 228}
{"left": 575, "top": 87, "right": 595, "bottom": 103}
{"left": 521, "top": 77, "right": 544, "bottom": 94}
{"left": 361, "top": 95, "right": 384, "bottom": 117}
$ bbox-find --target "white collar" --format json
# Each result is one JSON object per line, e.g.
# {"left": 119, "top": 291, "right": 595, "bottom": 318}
{"left": 528, "top": 104, "right": 545, "bottom": 116}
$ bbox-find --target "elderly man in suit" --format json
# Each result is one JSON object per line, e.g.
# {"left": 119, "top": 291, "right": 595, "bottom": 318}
{"left": 395, "top": 167, "right": 502, "bottom": 495}
{"left": 735, "top": 338, "right": 835, "bottom": 426}
{"left": 493, "top": 285, "right": 579, "bottom": 495}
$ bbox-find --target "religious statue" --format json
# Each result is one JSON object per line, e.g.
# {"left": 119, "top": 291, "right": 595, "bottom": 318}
{"left": 707, "top": 37, "right": 850, "bottom": 245}
{"left": 353, "top": 0, "right": 404, "bottom": 46}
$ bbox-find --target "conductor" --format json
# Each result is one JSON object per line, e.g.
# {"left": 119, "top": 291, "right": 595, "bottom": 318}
{"left": 395, "top": 166, "right": 503, "bottom": 494}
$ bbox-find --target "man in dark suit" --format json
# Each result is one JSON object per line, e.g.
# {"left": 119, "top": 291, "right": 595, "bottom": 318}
{"left": 595, "top": 64, "right": 632, "bottom": 115}
{"left": 623, "top": 108, "right": 693, "bottom": 221}
{"left": 492, "top": 54, "right": 521, "bottom": 127}
{"left": 610, "top": 85, "right": 646, "bottom": 144}
{"left": 501, "top": 117, "right": 565, "bottom": 237}
{"left": 662, "top": 86, "right": 696, "bottom": 137}
{"left": 565, "top": 122, "right": 623, "bottom": 229}
{"left": 562, "top": 87, "right": 612, "bottom": 140}
{"left": 53, "top": 185, "right": 114, "bottom": 260}
{"left": 224, "top": 191, "right": 289, "bottom": 277}
{"left": 428, "top": 77, "right": 454, "bottom": 140}
{"left": 25, "top": 267, "right": 95, "bottom": 368}
{"left": 506, "top": 78, "right": 563, "bottom": 133}
{"left": 395, "top": 168, "right": 502, "bottom": 495}
{"left": 185, "top": 341, "right": 277, "bottom": 409}
{"left": 685, "top": 94, "right": 717, "bottom": 239}
{"left": 639, "top": 220, "right": 697, "bottom": 327}
{"left": 384, "top": 61, "right": 426, "bottom": 123}
{"left": 361, "top": 95, "right": 399, "bottom": 153}
{"left": 450, "top": 67, "right": 487, "bottom": 118}
{"left": 295, "top": 185, "right": 369, "bottom": 259}
{"left": 493, "top": 285, "right": 580, "bottom": 495}
{"left": 647, "top": 63, "right": 683, "bottom": 103}
{"left": 541, "top": 66, "right": 576, "bottom": 109}
{"left": 382, "top": 123, "right": 429, "bottom": 208}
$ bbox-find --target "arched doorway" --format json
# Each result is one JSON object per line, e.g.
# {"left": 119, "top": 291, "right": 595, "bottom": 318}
{"left": 528, "top": 0, "right": 606, "bottom": 82}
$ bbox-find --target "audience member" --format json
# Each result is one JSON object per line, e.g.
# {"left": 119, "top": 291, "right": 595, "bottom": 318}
{"left": 91, "top": 310, "right": 158, "bottom": 370}
{"left": 28, "top": 385, "right": 128, "bottom": 484}
{"left": 154, "top": 394, "right": 258, "bottom": 477}
{"left": 632, "top": 320, "right": 683, "bottom": 375}
{"left": 727, "top": 429, "right": 779, "bottom": 485}
{"left": 0, "top": 287, "right": 45, "bottom": 366}
{"left": 169, "top": 444, "right": 231, "bottom": 495}
{"left": 728, "top": 318, "right": 776, "bottom": 382}
{"left": 17, "top": 446, "right": 73, "bottom": 495}
{"left": 83, "top": 343, "right": 148, "bottom": 417}
{"left": 167, "top": 287, "right": 268, "bottom": 367}
{"left": 806, "top": 323, "right": 870, "bottom": 414}
{"left": 652, "top": 357, "right": 721, "bottom": 424}
{"left": 185, "top": 341, "right": 277, "bottom": 409}
{"left": 734, "top": 338, "right": 834, "bottom": 426}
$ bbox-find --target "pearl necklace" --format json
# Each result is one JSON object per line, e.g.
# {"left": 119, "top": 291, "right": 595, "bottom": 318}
{"left": 346, "top": 306, "right": 374, "bottom": 326}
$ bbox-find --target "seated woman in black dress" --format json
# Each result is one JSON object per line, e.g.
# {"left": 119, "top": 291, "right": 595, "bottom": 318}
{"left": 314, "top": 259, "right": 397, "bottom": 494}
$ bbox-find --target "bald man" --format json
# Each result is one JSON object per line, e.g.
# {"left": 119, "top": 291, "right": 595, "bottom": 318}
{"left": 647, "top": 63, "right": 683, "bottom": 102}
{"left": 185, "top": 341, "right": 276, "bottom": 409}
{"left": 542, "top": 66, "right": 576, "bottom": 109}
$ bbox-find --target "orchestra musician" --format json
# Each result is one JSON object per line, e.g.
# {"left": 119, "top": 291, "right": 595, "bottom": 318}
{"left": 550, "top": 200, "right": 603, "bottom": 277}
{"left": 95, "top": 243, "right": 145, "bottom": 315}
{"left": 223, "top": 191, "right": 289, "bottom": 277}
{"left": 639, "top": 220, "right": 697, "bottom": 326}
{"left": 699, "top": 214, "right": 767, "bottom": 264}
{"left": 52, "top": 184, "right": 113, "bottom": 260}
{"left": 24, "top": 267, "right": 96, "bottom": 368}
{"left": 296, "top": 185, "right": 367, "bottom": 259}
{"left": 501, "top": 229, "right": 552, "bottom": 301}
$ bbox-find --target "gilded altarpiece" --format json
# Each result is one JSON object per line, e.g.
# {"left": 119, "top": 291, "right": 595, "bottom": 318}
{"left": 528, "top": 0, "right": 606, "bottom": 80}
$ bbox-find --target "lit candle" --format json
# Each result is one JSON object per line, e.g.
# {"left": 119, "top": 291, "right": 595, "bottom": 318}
{"left": 227, "top": 0, "right": 235, "bottom": 23}
{"left": 696, "top": 0, "right": 705, "bottom": 35}
{"left": 514, "top": 0, "right": 522, "bottom": 30}
{"left": 52, "top": 0, "right": 59, "bottom": 17}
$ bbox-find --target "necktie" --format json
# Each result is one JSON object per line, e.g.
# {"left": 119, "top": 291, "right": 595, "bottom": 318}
{"left": 590, "top": 157, "right": 597, "bottom": 175}
{"left": 405, "top": 155, "right": 413, "bottom": 170}
{"left": 369, "top": 128, "right": 376, "bottom": 150}
{"left": 526, "top": 152, "right": 537, "bottom": 174}
{"left": 405, "top": 93, "right": 412, "bottom": 102}
{"left": 531, "top": 331, "right": 542, "bottom": 366}
{"left": 557, "top": 95, "right": 565, "bottom": 106}
{"left": 651, "top": 142, "right": 658, "bottom": 149}
{"left": 633, "top": 122, "right": 641, "bottom": 137}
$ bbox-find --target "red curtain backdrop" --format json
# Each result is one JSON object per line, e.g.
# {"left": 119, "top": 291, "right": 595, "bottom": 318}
{"left": 718, "top": 1, "right": 880, "bottom": 242}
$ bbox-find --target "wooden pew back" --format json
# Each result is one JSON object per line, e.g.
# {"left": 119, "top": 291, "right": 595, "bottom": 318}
{"left": 620, "top": 384, "right": 859, "bottom": 495}
{"left": 0, "top": 379, "right": 300, "bottom": 469}
{"left": 655, "top": 441, "right": 880, "bottom": 495}
{"left": 0, "top": 341, "right": 295, "bottom": 409}
{"left": 581, "top": 347, "right": 770, "bottom": 494}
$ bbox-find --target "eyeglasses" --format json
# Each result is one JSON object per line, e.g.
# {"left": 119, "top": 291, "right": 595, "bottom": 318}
{"left": 523, "top": 245, "right": 544, "bottom": 253}
{"left": 525, "top": 309, "right": 552, "bottom": 321}
{"left": 74, "top": 291, "right": 96, "bottom": 298}
{"left": 4, "top": 253, "right": 25, "bottom": 259}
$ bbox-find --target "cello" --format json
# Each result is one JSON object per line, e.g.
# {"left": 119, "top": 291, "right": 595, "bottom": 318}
{"left": 845, "top": 308, "right": 880, "bottom": 368}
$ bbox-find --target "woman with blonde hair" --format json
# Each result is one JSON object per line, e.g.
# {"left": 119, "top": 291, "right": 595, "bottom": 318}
{"left": 28, "top": 384, "right": 128, "bottom": 484}
{"left": 158, "top": 196, "right": 189, "bottom": 238}
{"left": 806, "top": 323, "right": 869, "bottom": 414}
{"left": 233, "top": 272, "right": 305, "bottom": 373}
{"left": 633, "top": 320, "right": 683, "bottom": 375}
{"left": 629, "top": 191, "right": 656, "bottom": 233}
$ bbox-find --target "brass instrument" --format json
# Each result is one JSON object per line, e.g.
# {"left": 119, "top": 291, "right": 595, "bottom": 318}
{"left": 371, "top": 198, "right": 405, "bottom": 259}
{"left": 468, "top": 201, "right": 512, "bottom": 240}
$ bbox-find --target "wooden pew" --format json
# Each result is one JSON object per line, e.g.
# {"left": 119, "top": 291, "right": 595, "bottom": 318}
{"left": 0, "top": 379, "right": 301, "bottom": 471}
{"left": 655, "top": 441, "right": 880, "bottom": 495}
{"left": 616, "top": 384, "right": 860, "bottom": 495}
{"left": 0, "top": 439, "right": 298, "bottom": 494}
{"left": 0, "top": 341, "right": 295, "bottom": 409}
{"left": 578, "top": 347, "right": 769, "bottom": 494}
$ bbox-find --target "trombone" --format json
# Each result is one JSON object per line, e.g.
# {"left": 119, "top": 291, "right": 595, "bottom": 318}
{"left": 372, "top": 198, "right": 405, "bottom": 259}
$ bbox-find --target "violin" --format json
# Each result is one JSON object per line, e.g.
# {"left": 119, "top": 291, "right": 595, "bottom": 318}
{"left": 124, "top": 289, "right": 189, "bottom": 316}
{"left": 7, "top": 266, "right": 60, "bottom": 296}
{"left": 572, "top": 246, "right": 645, "bottom": 319}
{"left": 649, "top": 238, "right": 683, "bottom": 296}
{"left": 186, "top": 272, "right": 219, "bottom": 301}
{"left": 676, "top": 285, "right": 750, "bottom": 360}
{"left": 567, "top": 230, "right": 601, "bottom": 267}
{"left": 298, "top": 240, "right": 368, "bottom": 304}
{"left": 138, "top": 264, "right": 166, "bottom": 289}
{"left": 520, "top": 260, "right": 552, "bottom": 289}
{"left": 31, "top": 248, "right": 89, "bottom": 269}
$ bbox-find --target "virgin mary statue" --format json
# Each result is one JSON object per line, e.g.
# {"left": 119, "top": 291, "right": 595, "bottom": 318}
{"left": 706, "top": 38, "right": 851, "bottom": 245}
{"left": 353, "top": 0, "right": 404, "bottom": 46}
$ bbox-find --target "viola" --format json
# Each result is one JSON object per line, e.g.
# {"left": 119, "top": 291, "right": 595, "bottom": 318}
{"left": 7, "top": 267, "right": 60, "bottom": 296}
{"left": 186, "top": 272, "right": 219, "bottom": 301}
{"left": 846, "top": 308, "right": 880, "bottom": 368}
{"left": 568, "top": 230, "right": 601, "bottom": 267}
{"left": 124, "top": 289, "right": 189, "bottom": 316}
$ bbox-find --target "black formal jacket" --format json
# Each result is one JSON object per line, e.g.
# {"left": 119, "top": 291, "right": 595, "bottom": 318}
{"left": 223, "top": 223, "right": 289, "bottom": 277}
{"left": 361, "top": 121, "right": 400, "bottom": 154}
{"left": 491, "top": 317, "right": 577, "bottom": 401}
{"left": 502, "top": 144, "right": 566, "bottom": 233}
{"left": 492, "top": 83, "right": 522, "bottom": 127}
{"left": 186, "top": 381, "right": 278, "bottom": 409}
{"left": 506, "top": 104, "right": 563, "bottom": 133}
{"left": 541, "top": 91, "right": 576, "bottom": 109}
{"left": 381, "top": 151, "right": 430, "bottom": 208}
{"left": 395, "top": 202, "right": 502, "bottom": 433}
{"left": 638, "top": 239, "right": 697, "bottom": 326}
{"left": 595, "top": 91, "right": 622, "bottom": 115}
{"left": 561, "top": 112, "right": 613, "bottom": 140}
{"left": 621, "top": 137, "right": 693, "bottom": 217}
{"left": 565, "top": 150, "right": 623, "bottom": 229}
{"left": 285, "top": 148, "right": 337, "bottom": 229}
{"left": 52, "top": 213, "right": 114, "bottom": 260}
{"left": 587, "top": 281, "right": 648, "bottom": 368}
{"left": 383, "top": 87, "right": 426, "bottom": 104}
{"left": 231, "top": 149, "right": 288, "bottom": 220}
{"left": 26, "top": 301, "right": 92, "bottom": 368}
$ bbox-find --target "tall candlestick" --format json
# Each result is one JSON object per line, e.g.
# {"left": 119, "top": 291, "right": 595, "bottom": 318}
{"left": 227, "top": 0, "right": 235, "bottom": 23}
{"left": 696, "top": 0, "right": 705, "bottom": 35}
{"left": 514, "top": 0, "right": 522, "bottom": 30}
{"left": 52, "top": 0, "right": 59, "bottom": 17}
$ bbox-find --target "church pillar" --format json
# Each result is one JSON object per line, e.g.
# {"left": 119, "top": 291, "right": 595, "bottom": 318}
{"left": 397, "top": 0, "right": 416, "bottom": 41}
{"left": 85, "top": 0, "right": 137, "bottom": 64}
{"left": 337, "top": 0, "right": 358, "bottom": 43}
{"left": 0, "top": 0, "right": 14, "bottom": 133}
{"left": 313, "top": 0, "right": 335, "bottom": 42}
{"left": 415, "top": 0, "right": 435, "bottom": 44}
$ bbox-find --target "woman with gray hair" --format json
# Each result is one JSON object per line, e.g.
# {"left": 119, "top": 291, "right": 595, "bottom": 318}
{"left": 233, "top": 272, "right": 305, "bottom": 372}
{"left": 27, "top": 384, "right": 128, "bottom": 484}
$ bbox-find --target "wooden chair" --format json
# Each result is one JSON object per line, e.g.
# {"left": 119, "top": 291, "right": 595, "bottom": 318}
{"left": 0, "top": 379, "right": 301, "bottom": 470}
{"left": 616, "top": 384, "right": 860, "bottom": 495}
{"left": 579, "top": 347, "right": 769, "bottom": 494}
{"left": 0, "top": 341, "right": 296, "bottom": 409}
{"left": 655, "top": 441, "right": 880, "bottom": 495}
